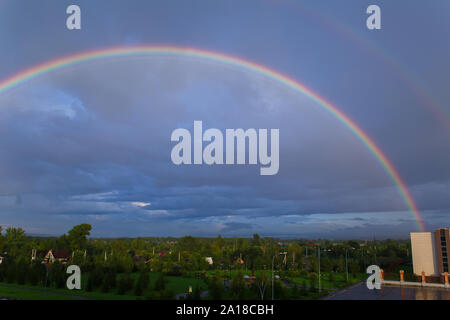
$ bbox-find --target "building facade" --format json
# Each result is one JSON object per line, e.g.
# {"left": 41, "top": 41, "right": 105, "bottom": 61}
{"left": 435, "top": 228, "right": 450, "bottom": 274}
{"left": 411, "top": 228, "right": 450, "bottom": 276}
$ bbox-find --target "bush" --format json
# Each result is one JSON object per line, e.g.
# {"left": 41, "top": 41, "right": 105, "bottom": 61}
{"left": 309, "top": 273, "right": 317, "bottom": 292}
{"left": 328, "top": 273, "right": 334, "bottom": 283}
{"left": 160, "top": 288, "right": 175, "bottom": 300}
{"left": 300, "top": 281, "right": 307, "bottom": 295}
{"left": 291, "top": 284, "right": 299, "bottom": 299}
{"left": 29, "top": 262, "right": 45, "bottom": 286}
{"left": 288, "top": 270, "right": 300, "bottom": 277}
{"left": 16, "top": 260, "right": 28, "bottom": 285}
{"left": 146, "top": 288, "right": 175, "bottom": 300}
{"left": 101, "top": 272, "right": 117, "bottom": 293}
{"left": 193, "top": 285, "right": 201, "bottom": 300}
{"left": 209, "top": 278, "right": 224, "bottom": 300}
{"left": 117, "top": 274, "right": 134, "bottom": 295}
{"left": 5, "top": 264, "right": 17, "bottom": 283}
{"left": 86, "top": 275, "right": 94, "bottom": 292}
{"left": 154, "top": 274, "right": 167, "bottom": 291}
{"left": 274, "top": 280, "right": 286, "bottom": 300}
{"left": 134, "top": 271, "right": 150, "bottom": 296}
{"left": 50, "top": 263, "right": 66, "bottom": 288}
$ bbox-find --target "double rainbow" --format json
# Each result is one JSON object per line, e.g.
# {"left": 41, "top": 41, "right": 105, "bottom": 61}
{"left": 0, "top": 45, "right": 426, "bottom": 231}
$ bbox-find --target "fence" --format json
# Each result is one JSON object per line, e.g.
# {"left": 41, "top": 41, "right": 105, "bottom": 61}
{"left": 380, "top": 269, "right": 450, "bottom": 288}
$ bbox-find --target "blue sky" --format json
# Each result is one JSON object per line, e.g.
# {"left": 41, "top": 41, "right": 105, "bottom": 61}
{"left": 0, "top": 0, "right": 449, "bottom": 238}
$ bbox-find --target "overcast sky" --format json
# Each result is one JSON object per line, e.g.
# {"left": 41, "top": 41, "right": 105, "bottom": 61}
{"left": 0, "top": 0, "right": 449, "bottom": 239}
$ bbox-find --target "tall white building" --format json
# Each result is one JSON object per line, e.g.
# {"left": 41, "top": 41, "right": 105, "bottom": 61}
{"left": 411, "top": 232, "right": 439, "bottom": 276}
{"left": 410, "top": 228, "right": 450, "bottom": 276}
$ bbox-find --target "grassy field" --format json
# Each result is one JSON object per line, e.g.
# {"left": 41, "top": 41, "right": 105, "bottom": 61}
{"left": 0, "top": 272, "right": 208, "bottom": 300}
{"left": 0, "top": 271, "right": 363, "bottom": 300}
{"left": 0, "top": 282, "right": 137, "bottom": 300}
{"left": 205, "top": 269, "right": 366, "bottom": 289}
{"left": 0, "top": 285, "right": 81, "bottom": 300}
{"left": 289, "top": 272, "right": 366, "bottom": 289}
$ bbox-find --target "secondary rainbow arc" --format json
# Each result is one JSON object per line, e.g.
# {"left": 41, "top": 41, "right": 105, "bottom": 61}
{"left": 0, "top": 45, "right": 426, "bottom": 232}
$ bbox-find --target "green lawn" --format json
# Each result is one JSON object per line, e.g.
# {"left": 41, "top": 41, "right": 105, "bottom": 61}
{"left": 0, "top": 272, "right": 208, "bottom": 300}
{"left": 0, "top": 271, "right": 362, "bottom": 300}
{"left": 0, "top": 282, "right": 137, "bottom": 300}
{"left": 144, "top": 272, "right": 208, "bottom": 293}
{"left": 289, "top": 272, "right": 366, "bottom": 289}
{"left": 0, "top": 286, "right": 80, "bottom": 300}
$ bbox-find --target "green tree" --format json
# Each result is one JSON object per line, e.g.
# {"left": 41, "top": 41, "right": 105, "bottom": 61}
{"left": 231, "top": 272, "right": 246, "bottom": 299}
{"left": 255, "top": 272, "right": 269, "bottom": 300}
{"left": 50, "top": 262, "right": 66, "bottom": 288}
{"left": 134, "top": 271, "right": 150, "bottom": 296}
{"left": 68, "top": 224, "right": 92, "bottom": 250}
{"left": 252, "top": 234, "right": 261, "bottom": 246}
{"left": 309, "top": 273, "right": 318, "bottom": 292}
{"left": 4, "top": 227, "right": 26, "bottom": 256}
{"left": 209, "top": 276, "right": 224, "bottom": 300}
{"left": 337, "top": 255, "right": 346, "bottom": 273}
{"left": 193, "top": 284, "right": 201, "bottom": 300}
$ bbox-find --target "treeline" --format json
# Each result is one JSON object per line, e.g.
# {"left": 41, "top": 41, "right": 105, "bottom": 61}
{"left": 0, "top": 224, "right": 412, "bottom": 299}
{"left": 0, "top": 224, "right": 411, "bottom": 274}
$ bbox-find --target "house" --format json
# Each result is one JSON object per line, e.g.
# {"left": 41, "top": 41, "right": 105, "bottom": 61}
{"left": 45, "top": 250, "right": 71, "bottom": 264}
{"left": 205, "top": 257, "right": 213, "bottom": 265}
{"left": 32, "top": 249, "right": 71, "bottom": 264}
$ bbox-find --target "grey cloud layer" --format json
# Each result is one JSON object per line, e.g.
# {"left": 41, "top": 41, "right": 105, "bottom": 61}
{"left": 0, "top": 57, "right": 448, "bottom": 237}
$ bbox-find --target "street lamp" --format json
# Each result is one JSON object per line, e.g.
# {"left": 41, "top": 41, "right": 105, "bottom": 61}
{"left": 272, "top": 255, "right": 275, "bottom": 300}
{"left": 272, "top": 252, "right": 285, "bottom": 300}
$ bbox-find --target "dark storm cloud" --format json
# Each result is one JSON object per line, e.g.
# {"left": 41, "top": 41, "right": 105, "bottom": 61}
{"left": 0, "top": 57, "right": 448, "bottom": 239}
{"left": 0, "top": 1, "right": 449, "bottom": 237}
{"left": 220, "top": 222, "right": 254, "bottom": 234}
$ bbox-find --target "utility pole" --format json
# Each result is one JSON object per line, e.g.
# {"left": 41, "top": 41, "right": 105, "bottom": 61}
{"left": 318, "top": 246, "right": 321, "bottom": 292}
{"left": 345, "top": 248, "right": 349, "bottom": 282}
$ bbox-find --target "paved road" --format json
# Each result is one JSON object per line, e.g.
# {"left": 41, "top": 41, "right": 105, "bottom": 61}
{"left": 176, "top": 290, "right": 209, "bottom": 300}
{"left": 324, "top": 282, "right": 450, "bottom": 300}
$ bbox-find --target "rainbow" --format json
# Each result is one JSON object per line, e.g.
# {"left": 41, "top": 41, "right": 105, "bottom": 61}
{"left": 0, "top": 45, "right": 426, "bottom": 231}
{"left": 285, "top": 1, "right": 450, "bottom": 134}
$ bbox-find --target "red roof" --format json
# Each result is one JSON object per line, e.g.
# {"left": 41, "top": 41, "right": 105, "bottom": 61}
{"left": 158, "top": 250, "right": 167, "bottom": 257}
{"left": 52, "top": 250, "right": 71, "bottom": 259}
